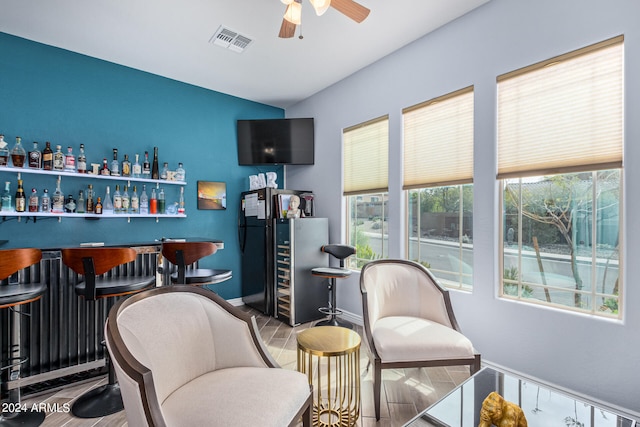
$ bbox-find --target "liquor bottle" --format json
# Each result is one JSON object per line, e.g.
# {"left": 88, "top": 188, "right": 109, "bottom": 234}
{"left": 86, "top": 184, "right": 95, "bottom": 213}
{"left": 15, "top": 179, "right": 26, "bottom": 212}
{"left": 11, "top": 136, "right": 26, "bottom": 168}
{"left": 132, "top": 154, "right": 142, "bottom": 178}
{"left": 76, "top": 190, "right": 85, "bottom": 213}
{"left": 175, "top": 163, "right": 186, "bottom": 182}
{"left": 28, "top": 141, "right": 42, "bottom": 169}
{"left": 178, "top": 186, "right": 185, "bottom": 214}
{"left": 160, "top": 162, "right": 169, "bottom": 180}
{"left": 100, "top": 158, "right": 110, "bottom": 175}
{"left": 103, "top": 186, "right": 114, "bottom": 214}
{"left": 40, "top": 189, "right": 50, "bottom": 212}
{"left": 51, "top": 178, "right": 64, "bottom": 213}
{"left": 130, "top": 185, "right": 139, "bottom": 214}
{"left": 1, "top": 182, "right": 11, "bottom": 211}
{"left": 121, "top": 154, "right": 131, "bottom": 177}
{"left": 28, "top": 188, "right": 38, "bottom": 212}
{"left": 121, "top": 185, "right": 130, "bottom": 213}
{"left": 64, "top": 146, "right": 76, "bottom": 172}
{"left": 42, "top": 141, "right": 53, "bottom": 170}
{"left": 64, "top": 194, "right": 76, "bottom": 213}
{"left": 0, "top": 135, "right": 9, "bottom": 166}
{"left": 53, "top": 145, "right": 64, "bottom": 171}
{"left": 151, "top": 147, "right": 159, "bottom": 180}
{"left": 77, "top": 143, "right": 87, "bottom": 173}
{"left": 142, "top": 151, "right": 151, "bottom": 178}
{"left": 95, "top": 197, "right": 103, "bottom": 215}
{"left": 113, "top": 184, "right": 122, "bottom": 213}
{"left": 139, "top": 185, "right": 149, "bottom": 214}
{"left": 157, "top": 188, "right": 165, "bottom": 214}
{"left": 110, "top": 149, "right": 120, "bottom": 176}
{"left": 149, "top": 188, "right": 157, "bottom": 214}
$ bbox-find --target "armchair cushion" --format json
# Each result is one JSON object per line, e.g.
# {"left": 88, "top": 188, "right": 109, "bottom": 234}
{"left": 372, "top": 316, "right": 474, "bottom": 363}
{"left": 162, "top": 367, "right": 311, "bottom": 427}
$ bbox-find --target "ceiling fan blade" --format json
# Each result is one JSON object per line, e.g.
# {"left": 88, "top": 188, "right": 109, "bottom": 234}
{"left": 278, "top": 18, "right": 297, "bottom": 38}
{"left": 330, "top": 0, "right": 370, "bottom": 23}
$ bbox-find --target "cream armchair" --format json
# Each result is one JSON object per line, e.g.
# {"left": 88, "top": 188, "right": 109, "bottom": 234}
{"left": 105, "top": 285, "right": 312, "bottom": 427}
{"left": 359, "top": 259, "right": 481, "bottom": 421}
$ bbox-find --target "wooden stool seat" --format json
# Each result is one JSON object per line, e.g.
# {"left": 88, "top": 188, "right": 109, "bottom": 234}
{"left": 170, "top": 268, "right": 232, "bottom": 285}
{"left": 0, "top": 282, "right": 47, "bottom": 308}
{"left": 74, "top": 275, "right": 155, "bottom": 298}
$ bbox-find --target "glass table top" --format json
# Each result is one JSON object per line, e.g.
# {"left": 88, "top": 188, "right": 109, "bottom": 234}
{"left": 405, "top": 367, "right": 637, "bottom": 427}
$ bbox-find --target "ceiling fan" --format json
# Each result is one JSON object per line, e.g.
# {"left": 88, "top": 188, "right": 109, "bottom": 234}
{"left": 278, "top": 0, "right": 370, "bottom": 38}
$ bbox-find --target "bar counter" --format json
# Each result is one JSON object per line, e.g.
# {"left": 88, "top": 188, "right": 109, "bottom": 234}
{"left": 0, "top": 238, "right": 223, "bottom": 392}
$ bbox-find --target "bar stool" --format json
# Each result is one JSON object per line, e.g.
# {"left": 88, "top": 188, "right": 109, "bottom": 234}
{"left": 61, "top": 247, "right": 156, "bottom": 418}
{"left": 311, "top": 244, "right": 356, "bottom": 328}
{"left": 0, "top": 248, "right": 47, "bottom": 427}
{"left": 162, "top": 242, "right": 232, "bottom": 286}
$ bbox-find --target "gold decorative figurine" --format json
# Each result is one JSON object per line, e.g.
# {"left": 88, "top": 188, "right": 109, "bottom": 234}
{"left": 478, "top": 391, "right": 528, "bottom": 427}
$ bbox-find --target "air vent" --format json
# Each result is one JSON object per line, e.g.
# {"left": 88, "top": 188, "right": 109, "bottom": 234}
{"left": 210, "top": 26, "right": 253, "bottom": 53}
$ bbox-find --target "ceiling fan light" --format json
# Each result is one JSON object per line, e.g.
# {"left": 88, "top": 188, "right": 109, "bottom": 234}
{"left": 309, "top": 0, "right": 330, "bottom": 16}
{"left": 283, "top": 2, "right": 302, "bottom": 25}
{"left": 280, "top": 0, "right": 294, "bottom": 4}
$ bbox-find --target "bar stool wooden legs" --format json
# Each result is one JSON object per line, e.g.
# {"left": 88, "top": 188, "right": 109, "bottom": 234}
{"left": 0, "top": 248, "right": 47, "bottom": 427}
{"left": 61, "top": 247, "right": 155, "bottom": 418}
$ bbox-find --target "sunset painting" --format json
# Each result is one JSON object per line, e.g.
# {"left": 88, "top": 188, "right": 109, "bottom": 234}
{"left": 197, "top": 181, "right": 226, "bottom": 210}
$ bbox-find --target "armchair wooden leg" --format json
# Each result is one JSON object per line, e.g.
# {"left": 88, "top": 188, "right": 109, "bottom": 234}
{"left": 374, "top": 361, "right": 382, "bottom": 421}
{"left": 471, "top": 354, "right": 481, "bottom": 374}
{"left": 301, "top": 402, "right": 312, "bottom": 427}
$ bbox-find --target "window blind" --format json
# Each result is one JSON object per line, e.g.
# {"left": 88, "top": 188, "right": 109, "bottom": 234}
{"left": 343, "top": 116, "right": 389, "bottom": 196}
{"left": 402, "top": 86, "right": 474, "bottom": 189}
{"left": 497, "top": 35, "right": 623, "bottom": 179}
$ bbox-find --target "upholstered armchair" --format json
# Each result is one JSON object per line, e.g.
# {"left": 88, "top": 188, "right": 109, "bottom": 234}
{"left": 105, "top": 285, "right": 312, "bottom": 427}
{"left": 359, "top": 259, "right": 481, "bottom": 421}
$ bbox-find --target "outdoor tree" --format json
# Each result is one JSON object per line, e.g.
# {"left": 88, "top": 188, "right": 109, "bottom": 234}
{"left": 504, "top": 171, "right": 620, "bottom": 308}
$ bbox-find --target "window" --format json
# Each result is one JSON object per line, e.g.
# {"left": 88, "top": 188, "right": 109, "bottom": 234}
{"left": 343, "top": 116, "right": 389, "bottom": 268}
{"left": 403, "top": 87, "right": 474, "bottom": 289}
{"left": 498, "top": 36, "right": 623, "bottom": 317}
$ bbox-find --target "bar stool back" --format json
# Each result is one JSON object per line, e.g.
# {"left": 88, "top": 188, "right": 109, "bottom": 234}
{"left": 162, "top": 241, "right": 232, "bottom": 285}
{"left": 311, "top": 244, "right": 356, "bottom": 328}
{"left": 0, "top": 248, "right": 47, "bottom": 427}
{"left": 61, "top": 247, "right": 156, "bottom": 418}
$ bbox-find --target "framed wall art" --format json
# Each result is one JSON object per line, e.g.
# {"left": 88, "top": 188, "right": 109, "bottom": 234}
{"left": 197, "top": 181, "right": 227, "bottom": 210}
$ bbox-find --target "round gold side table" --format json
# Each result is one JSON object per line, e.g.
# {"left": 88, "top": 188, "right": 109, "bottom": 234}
{"left": 297, "top": 326, "right": 361, "bottom": 427}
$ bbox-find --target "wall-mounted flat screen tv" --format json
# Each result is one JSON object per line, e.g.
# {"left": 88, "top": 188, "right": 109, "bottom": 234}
{"left": 237, "top": 118, "right": 314, "bottom": 165}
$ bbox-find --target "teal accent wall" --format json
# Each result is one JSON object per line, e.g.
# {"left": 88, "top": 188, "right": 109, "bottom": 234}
{"left": 0, "top": 32, "right": 283, "bottom": 299}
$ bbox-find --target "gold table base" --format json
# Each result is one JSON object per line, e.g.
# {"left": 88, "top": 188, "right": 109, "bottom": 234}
{"left": 297, "top": 326, "right": 361, "bottom": 427}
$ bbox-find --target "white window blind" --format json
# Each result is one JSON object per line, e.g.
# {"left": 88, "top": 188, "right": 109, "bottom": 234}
{"left": 497, "top": 35, "right": 623, "bottom": 179}
{"left": 403, "top": 86, "right": 474, "bottom": 189}
{"left": 343, "top": 116, "right": 389, "bottom": 196}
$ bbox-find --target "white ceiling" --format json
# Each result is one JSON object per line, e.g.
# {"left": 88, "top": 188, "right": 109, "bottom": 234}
{"left": 0, "top": 0, "right": 489, "bottom": 109}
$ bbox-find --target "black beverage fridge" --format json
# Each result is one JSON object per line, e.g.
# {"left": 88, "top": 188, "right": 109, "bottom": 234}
{"left": 238, "top": 188, "right": 314, "bottom": 315}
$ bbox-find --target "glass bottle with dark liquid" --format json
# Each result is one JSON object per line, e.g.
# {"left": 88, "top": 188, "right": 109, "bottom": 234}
{"left": 42, "top": 141, "right": 53, "bottom": 170}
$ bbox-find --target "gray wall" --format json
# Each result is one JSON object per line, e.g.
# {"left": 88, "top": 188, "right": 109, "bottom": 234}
{"left": 286, "top": 0, "right": 640, "bottom": 414}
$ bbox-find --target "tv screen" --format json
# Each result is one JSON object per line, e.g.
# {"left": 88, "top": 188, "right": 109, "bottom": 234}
{"left": 237, "top": 118, "right": 314, "bottom": 165}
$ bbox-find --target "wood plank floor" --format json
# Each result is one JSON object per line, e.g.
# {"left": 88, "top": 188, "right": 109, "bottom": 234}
{"left": 15, "top": 307, "right": 472, "bottom": 427}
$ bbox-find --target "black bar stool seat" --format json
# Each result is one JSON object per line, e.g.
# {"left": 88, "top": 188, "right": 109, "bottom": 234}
{"left": 1, "top": 248, "right": 47, "bottom": 427}
{"left": 311, "top": 244, "right": 356, "bottom": 329}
